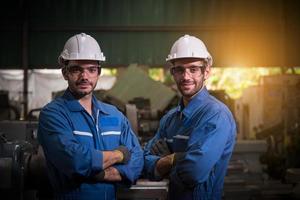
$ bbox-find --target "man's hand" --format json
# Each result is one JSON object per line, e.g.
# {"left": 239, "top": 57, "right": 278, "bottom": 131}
{"left": 102, "top": 146, "right": 131, "bottom": 169}
{"left": 115, "top": 145, "right": 131, "bottom": 164}
{"left": 93, "top": 167, "right": 122, "bottom": 182}
{"left": 103, "top": 166, "right": 122, "bottom": 181}
{"left": 150, "top": 139, "right": 171, "bottom": 157}
{"left": 155, "top": 152, "right": 185, "bottom": 177}
{"left": 155, "top": 153, "right": 174, "bottom": 177}
{"left": 173, "top": 152, "right": 185, "bottom": 166}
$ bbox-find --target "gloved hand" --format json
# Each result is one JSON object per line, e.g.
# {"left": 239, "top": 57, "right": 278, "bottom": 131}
{"left": 115, "top": 145, "right": 131, "bottom": 164}
{"left": 93, "top": 170, "right": 105, "bottom": 181}
{"left": 172, "top": 152, "right": 185, "bottom": 166}
{"left": 150, "top": 139, "right": 171, "bottom": 157}
{"left": 92, "top": 167, "right": 122, "bottom": 182}
{"left": 155, "top": 154, "right": 174, "bottom": 177}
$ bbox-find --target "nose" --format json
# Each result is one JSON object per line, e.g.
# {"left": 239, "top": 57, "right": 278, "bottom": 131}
{"left": 182, "top": 69, "right": 192, "bottom": 78}
{"left": 79, "top": 69, "right": 89, "bottom": 78}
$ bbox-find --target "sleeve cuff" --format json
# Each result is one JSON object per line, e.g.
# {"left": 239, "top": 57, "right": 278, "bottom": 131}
{"left": 114, "top": 165, "right": 133, "bottom": 184}
{"left": 170, "top": 169, "right": 185, "bottom": 189}
{"left": 147, "top": 155, "right": 163, "bottom": 181}
{"left": 114, "top": 165, "right": 125, "bottom": 176}
{"left": 154, "top": 166, "right": 164, "bottom": 180}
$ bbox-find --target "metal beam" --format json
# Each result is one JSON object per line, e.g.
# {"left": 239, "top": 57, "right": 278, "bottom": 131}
{"left": 21, "top": 0, "right": 29, "bottom": 119}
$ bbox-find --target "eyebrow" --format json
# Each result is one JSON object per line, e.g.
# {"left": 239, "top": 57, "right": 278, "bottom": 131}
{"left": 173, "top": 65, "right": 204, "bottom": 68}
{"left": 68, "top": 65, "right": 100, "bottom": 68}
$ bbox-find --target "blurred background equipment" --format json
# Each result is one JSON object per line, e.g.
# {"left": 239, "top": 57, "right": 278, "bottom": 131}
{"left": 254, "top": 75, "right": 300, "bottom": 180}
{"left": 1, "top": 74, "right": 300, "bottom": 199}
{"left": 0, "top": 121, "right": 50, "bottom": 200}
{"left": 101, "top": 64, "right": 178, "bottom": 144}
{"left": 0, "top": 91, "right": 20, "bottom": 120}
{"left": 1, "top": 0, "right": 300, "bottom": 199}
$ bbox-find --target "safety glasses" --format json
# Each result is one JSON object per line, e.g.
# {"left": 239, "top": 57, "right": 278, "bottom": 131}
{"left": 67, "top": 65, "right": 101, "bottom": 77}
{"left": 170, "top": 65, "right": 205, "bottom": 76}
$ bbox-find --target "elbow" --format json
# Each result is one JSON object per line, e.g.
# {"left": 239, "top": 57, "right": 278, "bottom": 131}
{"left": 120, "top": 164, "right": 143, "bottom": 185}
{"left": 60, "top": 151, "right": 94, "bottom": 178}
{"left": 66, "top": 159, "right": 91, "bottom": 179}
{"left": 130, "top": 159, "right": 144, "bottom": 183}
{"left": 127, "top": 169, "right": 142, "bottom": 184}
{"left": 118, "top": 154, "right": 144, "bottom": 184}
{"left": 177, "top": 165, "right": 210, "bottom": 187}
{"left": 187, "top": 171, "right": 209, "bottom": 185}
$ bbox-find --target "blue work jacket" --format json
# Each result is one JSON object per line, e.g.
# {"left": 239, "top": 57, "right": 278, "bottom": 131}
{"left": 144, "top": 87, "right": 236, "bottom": 200}
{"left": 38, "top": 89, "right": 143, "bottom": 200}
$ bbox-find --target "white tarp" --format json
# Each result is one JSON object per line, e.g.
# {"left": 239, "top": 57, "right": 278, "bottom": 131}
{"left": 0, "top": 70, "right": 116, "bottom": 114}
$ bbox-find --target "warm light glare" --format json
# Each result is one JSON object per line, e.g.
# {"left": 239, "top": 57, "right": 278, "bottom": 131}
{"left": 206, "top": 67, "right": 282, "bottom": 99}
{"left": 101, "top": 68, "right": 117, "bottom": 76}
{"left": 147, "top": 67, "right": 289, "bottom": 99}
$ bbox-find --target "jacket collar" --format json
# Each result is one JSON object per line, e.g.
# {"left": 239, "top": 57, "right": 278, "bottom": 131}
{"left": 177, "top": 86, "right": 209, "bottom": 119}
{"left": 62, "top": 88, "right": 109, "bottom": 115}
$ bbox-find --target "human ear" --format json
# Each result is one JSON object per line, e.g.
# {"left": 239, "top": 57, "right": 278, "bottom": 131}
{"left": 204, "top": 66, "right": 211, "bottom": 80}
{"left": 61, "top": 68, "right": 68, "bottom": 80}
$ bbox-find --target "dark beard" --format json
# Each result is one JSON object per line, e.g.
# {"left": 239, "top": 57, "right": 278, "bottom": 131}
{"left": 68, "top": 79, "right": 95, "bottom": 99}
{"left": 70, "top": 90, "right": 91, "bottom": 99}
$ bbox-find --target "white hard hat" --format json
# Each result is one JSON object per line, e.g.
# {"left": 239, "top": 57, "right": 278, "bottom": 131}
{"left": 58, "top": 33, "right": 106, "bottom": 66}
{"left": 166, "top": 34, "right": 213, "bottom": 66}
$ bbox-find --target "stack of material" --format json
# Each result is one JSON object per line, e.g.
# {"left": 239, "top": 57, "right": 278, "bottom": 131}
{"left": 286, "top": 168, "right": 300, "bottom": 199}
{"left": 117, "top": 179, "right": 168, "bottom": 200}
{"left": 223, "top": 140, "right": 294, "bottom": 199}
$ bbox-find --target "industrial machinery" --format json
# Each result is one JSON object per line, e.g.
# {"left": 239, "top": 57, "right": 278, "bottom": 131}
{"left": 0, "top": 121, "right": 50, "bottom": 199}
{"left": 1, "top": 64, "right": 269, "bottom": 199}
{"left": 0, "top": 91, "right": 20, "bottom": 120}
{"left": 255, "top": 75, "right": 300, "bottom": 180}
{"left": 0, "top": 120, "right": 169, "bottom": 200}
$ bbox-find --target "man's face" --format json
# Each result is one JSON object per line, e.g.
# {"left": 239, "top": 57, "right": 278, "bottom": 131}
{"left": 171, "top": 58, "right": 210, "bottom": 99}
{"left": 63, "top": 60, "right": 100, "bottom": 98}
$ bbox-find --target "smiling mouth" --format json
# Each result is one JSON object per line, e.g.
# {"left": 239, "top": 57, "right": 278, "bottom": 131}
{"left": 181, "top": 82, "right": 194, "bottom": 87}
{"left": 77, "top": 83, "right": 91, "bottom": 89}
{"left": 77, "top": 81, "right": 91, "bottom": 85}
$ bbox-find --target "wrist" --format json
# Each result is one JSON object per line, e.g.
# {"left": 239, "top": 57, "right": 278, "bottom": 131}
{"left": 115, "top": 145, "right": 131, "bottom": 164}
{"left": 172, "top": 152, "right": 185, "bottom": 166}
{"left": 114, "top": 149, "right": 124, "bottom": 163}
{"left": 170, "top": 153, "right": 175, "bottom": 165}
{"left": 93, "top": 170, "right": 105, "bottom": 181}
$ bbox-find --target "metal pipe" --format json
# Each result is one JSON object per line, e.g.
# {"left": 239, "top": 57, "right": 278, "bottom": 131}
{"left": 21, "top": 0, "right": 29, "bottom": 120}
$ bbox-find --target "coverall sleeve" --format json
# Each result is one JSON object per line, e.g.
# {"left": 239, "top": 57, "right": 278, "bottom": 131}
{"left": 38, "top": 106, "right": 103, "bottom": 179}
{"left": 170, "top": 110, "right": 235, "bottom": 188}
{"left": 114, "top": 116, "right": 144, "bottom": 184}
{"left": 143, "top": 116, "right": 167, "bottom": 180}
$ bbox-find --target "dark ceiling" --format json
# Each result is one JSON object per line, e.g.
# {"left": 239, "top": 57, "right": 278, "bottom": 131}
{"left": 1, "top": 0, "right": 300, "bottom": 69}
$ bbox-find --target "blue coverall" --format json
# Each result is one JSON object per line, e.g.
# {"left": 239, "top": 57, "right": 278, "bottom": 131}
{"left": 144, "top": 87, "right": 236, "bottom": 200}
{"left": 38, "top": 89, "right": 143, "bottom": 200}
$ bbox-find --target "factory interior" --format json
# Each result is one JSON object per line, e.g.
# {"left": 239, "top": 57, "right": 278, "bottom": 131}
{"left": 1, "top": 0, "right": 300, "bottom": 199}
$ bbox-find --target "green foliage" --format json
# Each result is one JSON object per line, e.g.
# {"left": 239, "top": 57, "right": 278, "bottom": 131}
{"left": 206, "top": 67, "right": 282, "bottom": 99}
{"left": 148, "top": 68, "right": 165, "bottom": 82}
{"left": 102, "top": 68, "right": 117, "bottom": 76}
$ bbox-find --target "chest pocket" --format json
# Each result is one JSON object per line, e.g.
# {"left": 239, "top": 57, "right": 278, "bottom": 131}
{"left": 171, "top": 126, "right": 193, "bottom": 152}
{"left": 172, "top": 134, "right": 190, "bottom": 152}
{"left": 100, "top": 117, "right": 121, "bottom": 150}
{"left": 100, "top": 130, "right": 121, "bottom": 149}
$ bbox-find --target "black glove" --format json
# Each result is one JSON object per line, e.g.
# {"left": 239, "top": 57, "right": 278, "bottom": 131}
{"left": 93, "top": 170, "right": 105, "bottom": 181}
{"left": 150, "top": 139, "right": 171, "bottom": 157}
{"left": 173, "top": 152, "right": 185, "bottom": 166}
{"left": 116, "top": 145, "right": 131, "bottom": 164}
